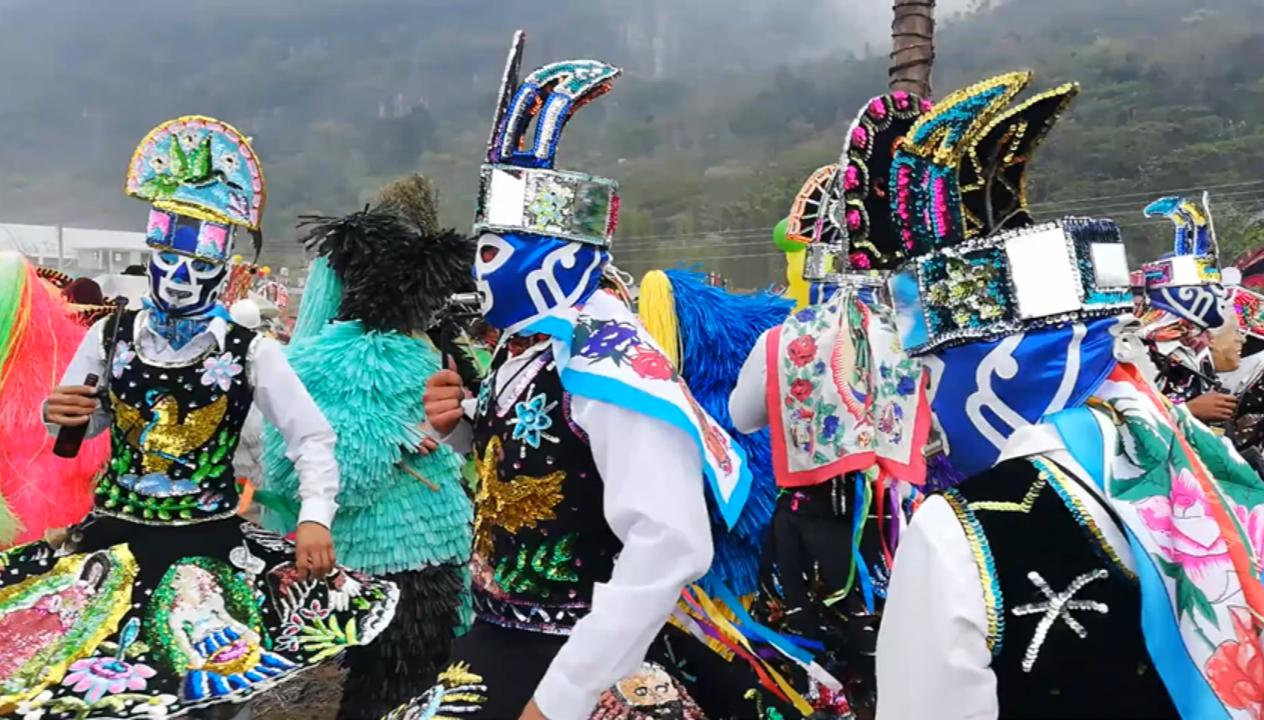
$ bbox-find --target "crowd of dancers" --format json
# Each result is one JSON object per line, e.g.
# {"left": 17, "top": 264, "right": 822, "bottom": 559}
{"left": 3, "top": 29, "right": 1264, "bottom": 720}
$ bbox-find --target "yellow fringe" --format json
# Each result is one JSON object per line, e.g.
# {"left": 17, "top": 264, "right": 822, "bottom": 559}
{"left": 783, "top": 249, "right": 811, "bottom": 312}
{"left": 637, "top": 270, "right": 682, "bottom": 368}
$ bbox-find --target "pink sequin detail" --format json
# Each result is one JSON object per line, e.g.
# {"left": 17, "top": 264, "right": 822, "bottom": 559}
{"left": 844, "top": 165, "right": 861, "bottom": 191}
{"left": 933, "top": 177, "right": 951, "bottom": 236}
{"left": 850, "top": 252, "right": 872, "bottom": 269}
{"left": 606, "top": 194, "right": 621, "bottom": 237}
{"left": 867, "top": 97, "right": 888, "bottom": 120}
{"left": 920, "top": 98, "right": 934, "bottom": 113}
{"left": 847, "top": 208, "right": 863, "bottom": 231}
{"left": 851, "top": 126, "right": 869, "bottom": 150}
{"left": 892, "top": 91, "right": 910, "bottom": 109}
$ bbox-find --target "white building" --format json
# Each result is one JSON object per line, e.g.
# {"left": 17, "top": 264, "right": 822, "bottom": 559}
{"left": 0, "top": 223, "right": 149, "bottom": 275}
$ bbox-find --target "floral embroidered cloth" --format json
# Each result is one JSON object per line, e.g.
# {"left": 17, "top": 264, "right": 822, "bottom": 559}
{"left": 524, "top": 290, "right": 751, "bottom": 528}
{"left": 1058, "top": 364, "right": 1264, "bottom": 719}
{"left": 765, "top": 293, "right": 929, "bottom": 488}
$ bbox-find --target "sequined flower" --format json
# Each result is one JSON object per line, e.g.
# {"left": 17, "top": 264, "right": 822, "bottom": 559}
{"left": 789, "top": 379, "right": 814, "bottom": 403}
{"left": 527, "top": 184, "right": 574, "bottom": 229}
{"left": 850, "top": 126, "right": 868, "bottom": 151}
{"left": 579, "top": 322, "right": 638, "bottom": 358}
{"left": 843, "top": 165, "right": 861, "bottom": 191}
{"left": 787, "top": 336, "right": 817, "bottom": 367}
{"left": 850, "top": 252, "right": 872, "bottom": 269}
{"left": 112, "top": 341, "right": 136, "bottom": 379}
{"left": 510, "top": 392, "right": 557, "bottom": 448}
{"left": 200, "top": 352, "right": 243, "bottom": 392}
{"left": 299, "top": 600, "right": 331, "bottom": 622}
{"left": 630, "top": 350, "right": 674, "bottom": 381}
{"left": 1206, "top": 606, "right": 1264, "bottom": 711}
{"left": 63, "top": 656, "right": 157, "bottom": 703}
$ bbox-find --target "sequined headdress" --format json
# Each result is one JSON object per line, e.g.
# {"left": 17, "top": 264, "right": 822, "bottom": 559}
{"left": 125, "top": 116, "right": 266, "bottom": 263}
{"left": 886, "top": 73, "right": 1132, "bottom": 355}
{"left": 1138, "top": 193, "right": 1228, "bottom": 329}
{"left": 790, "top": 92, "right": 931, "bottom": 286}
{"left": 472, "top": 32, "right": 621, "bottom": 248}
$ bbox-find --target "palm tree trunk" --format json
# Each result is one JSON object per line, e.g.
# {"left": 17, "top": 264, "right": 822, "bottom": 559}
{"left": 889, "top": 0, "right": 936, "bottom": 98}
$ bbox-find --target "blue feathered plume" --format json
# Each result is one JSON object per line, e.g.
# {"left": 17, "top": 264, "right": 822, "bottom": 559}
{"left": 664, "top": 269, "right": 791, "bottom": 596}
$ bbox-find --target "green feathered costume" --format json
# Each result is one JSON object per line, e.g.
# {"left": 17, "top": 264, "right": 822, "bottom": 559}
{"left": 261, "top": 183, "right": 476, "bottom": 720}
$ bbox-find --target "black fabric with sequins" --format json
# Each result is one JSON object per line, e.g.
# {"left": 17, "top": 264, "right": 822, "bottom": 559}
{"left": 95, "top": 310, "right": 255, "bottom": 525}
{"left": 952, "top": 458, "right": 1177, "bottom": 718}
{"left": 469, "top": 344, "right": 621, "bottom": 634}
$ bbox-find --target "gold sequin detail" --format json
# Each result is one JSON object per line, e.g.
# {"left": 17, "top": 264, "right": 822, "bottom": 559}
{"left": 943, "top": 490, "right": 1005, "bottom": 655}
{"left": 0, "top": 545, "right": 138, "bottom": 713}
{"left": 111, "top": 390, "right": 228, "bottom": 473}
{"left": 968, "top": 472, "right": 1047, "bottom": 514}
{"left": 473, "top": 436, "right": 566, "bottom": 558}
{"left": 1032, "top": 458, "right": 1138, "bottom": 581}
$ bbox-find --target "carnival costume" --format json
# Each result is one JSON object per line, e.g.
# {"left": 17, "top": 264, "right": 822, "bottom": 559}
{"left": 727, "top": 91, "right": 934, "bottom": 716}
{"left": 1138, "top": 194, "right": 1234, "bottom": 405}
{"left": 407, "top": 32, "right": 757, "bottom": 720}
{"left": 261, "top": 179, "right": 476, "bottom": 720}
{"left": 0, "top": 116, "right": 398, "bottom": 720}
{"left": 0, "top": 254, "right": 110, "bottom": 547}
{"left": 876, "top": 72, "right": 1264, "bottom": 719}
{"left": 641, "top": 269, "right": 849, "bottom": 719}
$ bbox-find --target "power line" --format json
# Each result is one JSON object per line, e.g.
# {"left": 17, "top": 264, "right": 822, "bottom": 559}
{"left": 611, "top": 178, "right": 1264, "bottom": 247}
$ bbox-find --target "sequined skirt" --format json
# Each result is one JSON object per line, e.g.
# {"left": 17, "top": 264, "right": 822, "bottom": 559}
{"left": 0, "top": 513, "right": 398, "bottom": 719}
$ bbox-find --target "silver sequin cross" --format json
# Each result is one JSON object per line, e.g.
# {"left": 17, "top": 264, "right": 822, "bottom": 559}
{"left": 1011, "top": 569, "right": 1109, "bottom": 672}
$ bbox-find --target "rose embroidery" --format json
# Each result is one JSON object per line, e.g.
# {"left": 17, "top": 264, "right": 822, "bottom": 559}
{"left": 787, "top": 335, "right": 817, "bottom": 367}
{"left": 1206, "top": 606, "right": 1264, "bottom": 711}
{"left": 200, "top": 352, "right": 243, "bottom": 392}
{"left": 1136, "top": 467, "right": 1236, "bottom": 602}
{"left": 630, "top": 350, "right": 674, "bottom": 381}
{"left": 789, "top": 379, "right": 814, "bottom": 403}
{"left": 579, "top": 321, "right": 637, "bottom": 358}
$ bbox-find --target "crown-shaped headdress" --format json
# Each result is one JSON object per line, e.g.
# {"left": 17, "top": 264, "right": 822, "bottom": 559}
{"left": 126, "top": 116, "right": 265, "bottom": 264}
{"left": 886, "top": 73, "right": 1132, "bottom": 355}
{"left": 473, "top": 32, "right": 621, "bottom": 248}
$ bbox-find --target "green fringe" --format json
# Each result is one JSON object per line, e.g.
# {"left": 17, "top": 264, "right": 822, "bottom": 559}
{"left": 291, "top": 257, "right": 343, "bottom": 342}
{"left": 263, "top": 320, "right": 472, "bottom": 576}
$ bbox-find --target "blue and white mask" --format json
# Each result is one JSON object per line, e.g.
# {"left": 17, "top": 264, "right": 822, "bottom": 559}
{"left": 927, "top": 318, "right": 1121, "bottom": 476}
{"left": 474, "top": 231, "right": 607, "bottom": 332}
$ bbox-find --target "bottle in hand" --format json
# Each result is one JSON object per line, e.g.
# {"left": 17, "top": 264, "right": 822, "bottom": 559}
{"left": 53, "top": 373, "right": 99, "bottom": 458}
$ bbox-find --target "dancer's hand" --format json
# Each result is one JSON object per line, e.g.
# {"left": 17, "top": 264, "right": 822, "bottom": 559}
{"left": 519, "top": 699, "right": 547, "bottom": 720}
{"left": 1187, "top": 391, "right": 1237, "bottom": 423}
{"left": 45, "top": 385, "right": 100, "bottom": 427}
{"left": 295, "top": 522, "right": 335, "bottom": 580}
{"left": 424, "top": 368, "right": 467, "bottom": 436}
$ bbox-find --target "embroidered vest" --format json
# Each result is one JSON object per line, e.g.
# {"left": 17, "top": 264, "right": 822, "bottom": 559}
{"left": 96, "top": 310, "right": 255, "bottom": 525}
{"left": 945, "top": 457, "right": 1178, "bottom": 718}
{"left": 470, "top": 344, "right": 621, "bottom": 635}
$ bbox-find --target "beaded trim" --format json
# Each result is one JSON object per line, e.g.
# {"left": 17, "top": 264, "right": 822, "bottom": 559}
{"left": 889, "top": 217, "right": 1133, "bottom": 356}
{"left": 943, "top": 489, "right": 1005, "bottom": 656}
{"left": 1033, "top": 458, "right": 1138, "bottom": 581}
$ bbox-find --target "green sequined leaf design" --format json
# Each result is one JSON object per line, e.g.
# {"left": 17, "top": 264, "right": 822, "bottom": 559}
{"left": 495, "top": 534, "right": 581, "bottom": 594}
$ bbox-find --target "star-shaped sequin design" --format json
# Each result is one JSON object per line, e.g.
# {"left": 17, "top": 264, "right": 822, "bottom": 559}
{"left": 508, "top": 391, "right": 559, "bottom": 449}
{"left": 473, "top": 436, "right": 566, "bottom": 558}
{"left": 1011, "top": 569, "right": 1109, "bottom": 672}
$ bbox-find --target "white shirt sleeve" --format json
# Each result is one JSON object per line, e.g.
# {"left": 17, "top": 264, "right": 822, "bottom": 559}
{"left": 248, "top": 337, "right": 340, "bottom": 529}
{"left": 42, "top": 317, "right": 112, "bottom": 439}
{"left": 729, "top": 330, "right": 770, "bottom": 434}
{"left": 533, "top": 397, "right": 714, "bottom": 720}
{"left": 877, "top": 495, "right": 998, "bottom": 720}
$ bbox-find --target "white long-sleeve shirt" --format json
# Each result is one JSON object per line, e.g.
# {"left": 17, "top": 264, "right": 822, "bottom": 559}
{"left": 445, "top": 341, "right": 714, "bottom": 720}
{"left": 875, "top": 423, "right": 1134, "bottom": 720}
{"left": 730, "top": 330, "right": 772, "bottom": 434}
{"left": 45, "top": 311, "right": 340, "bottom": 528}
